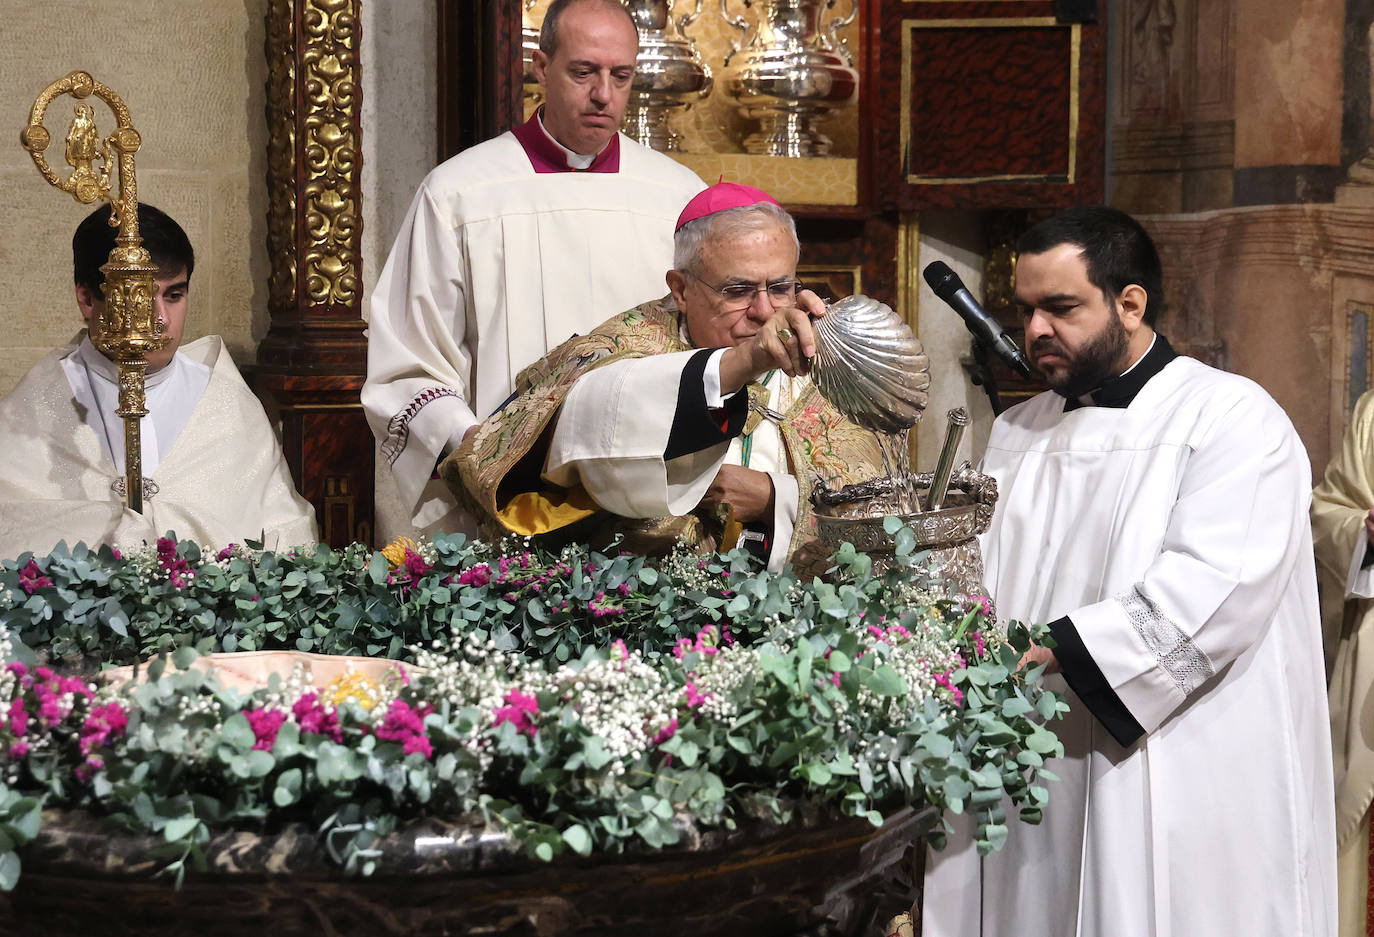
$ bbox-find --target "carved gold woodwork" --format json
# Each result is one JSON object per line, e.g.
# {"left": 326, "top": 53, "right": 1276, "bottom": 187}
{"left": 266, "top": 0, "right": 361, "bottom": 316}
{"left": 20, "top": 71, "right": 165, "bottom": 513}
{"left": 261, "top": 0, "right": 371, "bottom": 548}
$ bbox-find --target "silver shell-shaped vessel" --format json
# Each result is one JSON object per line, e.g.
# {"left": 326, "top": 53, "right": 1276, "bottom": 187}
{"left": 810, "top": 294, "right": 931, "bottom": 433}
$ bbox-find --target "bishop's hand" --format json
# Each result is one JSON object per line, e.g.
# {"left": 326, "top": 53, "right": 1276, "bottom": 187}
{"left": 719, "top": 305, "right": 819, "bottom": 394}
{"left": 701, "top": 464, "right": 775, "bottom": 524}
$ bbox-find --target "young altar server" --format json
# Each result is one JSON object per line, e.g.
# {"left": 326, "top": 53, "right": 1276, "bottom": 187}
{"left": 922, "top": 206, "right": 1336, "bottom": 937}
{"left": 363, "top": 0, "right": 706, "bottom": 536}
{"left": 0, "top": 202, "right": 317, "bottom": 557}
{"left": 445, "top": 183, "right": 906, "bottom": 572}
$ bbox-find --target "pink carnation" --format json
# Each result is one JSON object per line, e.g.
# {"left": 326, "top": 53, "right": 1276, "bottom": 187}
{"left": 291, "top": 692, "right": 342, "bottom": 742}
{"left": 17, "top": 560, "right": 53, "bottom": 595}
{"left": 456, "top": 564, "right": 492, "bottom": 587}
{"left": 652, "top": 718, "right": 678, "bottom": 746}
{"left": 375, "top": 699, "right": 433, "bottom": 759}
{"left": 245, "top": 707, "right": 288, "bottom": 751}
{"left": 492, "top": 689, "right": 539, "bottom": 738}
{"left": 684, "top": 680, "right": 710, "bottom": 709}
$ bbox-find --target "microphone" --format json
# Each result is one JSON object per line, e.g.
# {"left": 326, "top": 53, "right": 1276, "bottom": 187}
{"left": 922, "top": 261, "right": 1032, "bottom": 379}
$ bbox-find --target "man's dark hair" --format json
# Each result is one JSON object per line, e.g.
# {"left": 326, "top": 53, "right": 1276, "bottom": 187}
{"left": 72, "top": 202, "right": 195, "bottom": 296}
{"left": 1016, "top": 205, "right": 1165, "bottom": 326}
{"left": 539, "top": 0, "right": 636, "bottom": 58}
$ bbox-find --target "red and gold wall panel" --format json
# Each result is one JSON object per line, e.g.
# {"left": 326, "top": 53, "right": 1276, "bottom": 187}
{"left": 872, "top": 0, "right": 1105, "bottom": 209}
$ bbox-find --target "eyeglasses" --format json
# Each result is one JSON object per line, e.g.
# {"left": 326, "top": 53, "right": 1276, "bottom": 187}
{"left": 685, "top": 271, "right": 800, "bottom": 311}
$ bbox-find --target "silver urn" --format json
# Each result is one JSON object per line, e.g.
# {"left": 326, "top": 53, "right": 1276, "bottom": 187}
{"left": 622, "top": 0, "right": 714, "bottom": 152}
{"left": 523, "top": 0, "right": 543, "bottom": 112}
{"left": 812, "top": 469, "right": 998, "bottom": 601}
{"left": 719, "top": 0, "right": 859, "bottom": 157}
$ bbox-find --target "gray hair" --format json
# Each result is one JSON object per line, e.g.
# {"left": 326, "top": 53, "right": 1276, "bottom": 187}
{"left": 539, "top": 0, "right": 637, "bottom": 57}
{"left": 672, "top": 202, "right": 799, "bottom": 274}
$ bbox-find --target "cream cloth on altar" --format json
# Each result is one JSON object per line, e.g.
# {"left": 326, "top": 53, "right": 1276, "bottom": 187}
{"left": 362, "top": 130, "right": 705, "bottom": 532}
{"left": 0, "top": 334, "right": 317, "bottom": 557}
{"left": 546, "top": 348, "right": 801, "bottom": 572}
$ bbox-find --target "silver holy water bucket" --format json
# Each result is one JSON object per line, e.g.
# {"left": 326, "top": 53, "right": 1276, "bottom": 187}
{"left": 806, "top": 296, "right": 997, "bottom": 602}
{"left": 812, "top": 470, "right": 998, "bottom": 599}
{"left": 622, "top": 0, "right": 714, "bottom": 152}
{"left": 719, "top": 0, "right": 859, "bottom": 156}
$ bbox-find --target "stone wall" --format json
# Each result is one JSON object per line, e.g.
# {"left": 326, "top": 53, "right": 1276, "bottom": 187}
{"left": 0, "top": 0, "right": 270, "bottom": 395}
{"left": 1112, "top": 0, "right": 1366, "bottom": 478}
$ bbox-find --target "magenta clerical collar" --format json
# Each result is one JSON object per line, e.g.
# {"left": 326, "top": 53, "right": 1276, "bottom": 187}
{"left": 511, "top": 109, "right": 620, "bottom": 174}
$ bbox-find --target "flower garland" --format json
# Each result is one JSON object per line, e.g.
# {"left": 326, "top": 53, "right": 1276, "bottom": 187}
{"left": 0, "top": 531, "right": 1067, "bottom": 891}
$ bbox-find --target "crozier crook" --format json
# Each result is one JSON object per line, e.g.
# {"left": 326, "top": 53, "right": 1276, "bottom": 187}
{"left": 21, "top": 70, "right": 166, "bottom": 513}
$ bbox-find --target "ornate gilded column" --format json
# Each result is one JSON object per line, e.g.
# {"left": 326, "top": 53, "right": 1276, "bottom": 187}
{"left": 257, "top": 0, "right": 373, "bottom": 547}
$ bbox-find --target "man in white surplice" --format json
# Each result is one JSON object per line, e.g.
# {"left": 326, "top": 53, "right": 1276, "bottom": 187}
{"left": 444, "top": 183, "right": 888, "bottom": 572}
{"left": 363, "top": 0, "right": 706, "bottom": 535}
{"left": 0, "top": 203, "right": 317, "bottom": 557}
{"left": 922, "top": 206, "right": 1336, "bottom": 937}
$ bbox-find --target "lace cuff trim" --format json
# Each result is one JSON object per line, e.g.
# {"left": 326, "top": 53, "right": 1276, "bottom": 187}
{"left": 1117, "top": 587, "right": 1214, "bottom": 696}
{"left": 381, "top": 387, "right": 460, "bottom": 466}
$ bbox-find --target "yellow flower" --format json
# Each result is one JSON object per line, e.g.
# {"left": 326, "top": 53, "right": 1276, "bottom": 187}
{"left": 323, "top": 672, "right": 379, "bottom": 711}
{"left": 380, "top": 536, "right": 420, "bottom": 569}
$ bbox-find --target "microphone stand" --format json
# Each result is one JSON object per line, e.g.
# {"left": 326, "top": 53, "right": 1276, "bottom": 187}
{"left": 965, "top": 340, "right": 1006, "bottom": 416}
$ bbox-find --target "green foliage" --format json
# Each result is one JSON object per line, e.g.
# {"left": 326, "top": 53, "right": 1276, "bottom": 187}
{"left": 0, "top": 530, "right": 1068, "bottom": 889}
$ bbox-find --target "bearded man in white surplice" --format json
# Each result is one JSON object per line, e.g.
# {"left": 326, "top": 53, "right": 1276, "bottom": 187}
{"left": 921, "top": 206, "right": 1336, "bottom": 937}
{"left": 0, "top": 203, "right": 317, "bottom": 557}
{"left": 363, "top": 0, "right": 706, "bottom": 536}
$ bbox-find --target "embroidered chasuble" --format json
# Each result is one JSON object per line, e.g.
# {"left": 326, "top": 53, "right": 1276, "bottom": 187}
{"left": 1312, "top": 389, "right": 1374, "bottom": 937}
{"left": 363, "top": 111, "right": 705, "bottom": 533}
{"left": 441, "top": 299, "right": 884, "bottom": 571}
{"left": 0, "top": 335, "right": 317, "bottom": 557}
{"left": 924, "top": 353, "right": 1336, "bottom": 937}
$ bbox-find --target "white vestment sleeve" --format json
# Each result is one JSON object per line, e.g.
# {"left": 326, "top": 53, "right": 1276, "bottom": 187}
{"left": 362, "top": 180, "right": 480, "bottom": 524}
{"left": 765, "top": 471, "right": 798, "bottom": 571}
{"left": 544, "top": 350, "right": 730, "bottom": 517}
{"left": 1347, "top": 528, "right": 1374, "bottom": 597}
{"left": 1068, "top": 390, "right": 1314, "bottom": 736}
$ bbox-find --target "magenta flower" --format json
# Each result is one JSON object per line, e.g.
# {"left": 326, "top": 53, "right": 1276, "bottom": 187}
{"left": 375, "top": 699, "right": 434, "bottom": 759}
{"left": 291, "top": 692, "right": 342, "bottom": 742}
{"left": 403, "top": 734, "right": 434, "bottom": 758}
{"left": 156, "top": 537, "right": 195, "bottom": 588}
{"left": 652, "top": 717, "right": 678, "bottom": 746}
{"left": 933, "top": 671, "right": 964, "bottom": 706}
{"left": 403, "top": 548, "right": 433, "bottom": 578}
{"left": 245, "top": 707, "right": 287, "bottom": 751}
{"left": 492, "top": 689, "right": 539, "bottom": 738}
{"left": 8, "top": 740, "right": 29, "bottom": 759}
{"left": 588, "top": 590, "right": 625, "bottom": 618}
{"left": 216, "top": 544, "right": 237, "bottom": 562}
{"left": 684, "top": 680, "right": 710, "bottom": 709}
{"left": 17, "top": 560, "right": 53, "bottom": 595}
{"left": 966, "top": 595, "right": 993, "bottom": 617}
{"left": 456, "top": 563, "right": 492, "bottom": 587}
{"left": 77, "top": 700, "right": 130, "bottom": 779}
